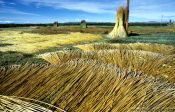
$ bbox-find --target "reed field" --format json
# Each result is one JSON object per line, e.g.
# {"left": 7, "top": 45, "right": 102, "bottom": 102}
{"left": 0, "top": 26, "right": 175, "bottom": 111}
{"left": 0, "top": 30, "right": 102, "bottom": 53}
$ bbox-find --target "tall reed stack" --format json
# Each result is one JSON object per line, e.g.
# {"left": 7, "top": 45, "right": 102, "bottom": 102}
{"left": 109, "top": 0, "right": 129, "bottom": 38}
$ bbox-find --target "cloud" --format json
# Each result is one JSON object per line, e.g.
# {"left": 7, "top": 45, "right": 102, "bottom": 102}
{"left": 9, "top": 2, "right": 16, "bottom": 5}
{"left": 130, "top": 0, "right": 175, "bottom": 22}
{"left": 0, "top": 20, "right": 14, "bottom": 23}
{"left": 19, "top": 0, "right": 175, "bottom": 22}
{"left": 20, "top": 0, "right": 124, "bottom": 14}
{"left": 2, "top": 0, "right": 175, "bottom": 22}
{"left": 0, "top": 0, "right": 5, "bottom": 5}
{"left": 0, "top": 6, "right": 39, "bottom": 16}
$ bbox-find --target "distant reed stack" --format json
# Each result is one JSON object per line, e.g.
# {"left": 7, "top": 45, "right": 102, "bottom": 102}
{"left": 80, "top": 20, "right": 87, "bottom": 28}
{"left": 53, "top": 21, "right": 59, "bottom": 27}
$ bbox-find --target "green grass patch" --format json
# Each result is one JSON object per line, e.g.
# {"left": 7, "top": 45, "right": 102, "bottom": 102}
{"left": 108, "top": 33, "right": 175, "bottom": 45}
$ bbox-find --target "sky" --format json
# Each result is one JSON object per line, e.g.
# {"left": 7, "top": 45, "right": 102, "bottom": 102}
{"left": 0, "top": 0, "right": 175, "bottom": 23}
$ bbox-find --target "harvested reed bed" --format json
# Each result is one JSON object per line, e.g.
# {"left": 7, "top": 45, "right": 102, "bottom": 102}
{"left": 0, "top": 59, "right": 175, "bottom": 111}
{"left": 75, "top": 43, "right": 175, "bottom": 55}
{"left": 41, "top": 50, "right": 175, "bottom": 82}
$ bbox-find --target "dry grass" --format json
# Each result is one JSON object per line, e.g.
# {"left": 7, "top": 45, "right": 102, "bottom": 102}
{"left": 75, "top": 43, "right": 175, "bottom": 55}
{"left": 0, "top": 30, "right": 102, "bottom": 53}
{"left": 0, "top": 59, "right": 175, "bottom": 111}
{"left": 41, "top": 50, "right": 175, "bottom": 82}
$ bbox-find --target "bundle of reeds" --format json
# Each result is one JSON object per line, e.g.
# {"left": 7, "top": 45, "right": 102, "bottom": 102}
{"left": 53, "top": 21, "right": 59, "bottom": 27}
{"left": 0, "top": 59, "right": 175, "bottom": 111}
{"left": 109, "top": 0, "right": 129, "bottom": 38}
{"left": 41, "top": 50, "right": 175, "bottom": 82}
{"left": 109, "top": 7, "right": 128, "bottom": 38}
{"left": 80, "top": 20, "right": 87, "bottom": 29}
